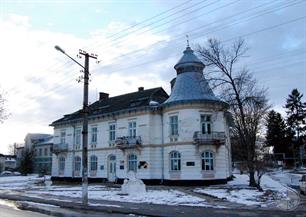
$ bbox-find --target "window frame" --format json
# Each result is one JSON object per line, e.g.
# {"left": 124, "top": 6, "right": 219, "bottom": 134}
{"left": 90, "top": 155, "right": 98, "bottom": 172}
{"left": 169, "top": 115, "right": 179, "bottom": 136}
{"left": 91, "top": 126, "right": 98, "bottom": 144}
{"left": 201, "top": 151, "right": 214, "bottom": 171}
{"left": 60, "top": 130, "right": 66, "bottom": 144}
{"left": 75, "top": 128, "right": 82, "bottom": 149}
{"left": 109, "top": 123, "right": 116, "bottom": 142}
{"left": 74, "top": 156, "right": 81, "bottom": 172}
{"left": 200, "top": 114, "right": 212, "bottom": 135}
{"left": 127, "top": 154, "right": 137, "bottom": 172}
{"left": 128, "top": 121, "right": 137, "bottom": 138}
{"left": 59, "top": 156, "right": 65, "bottom": 174}
{"left": 170, "top": 151, "right": 181, "bottom": 171}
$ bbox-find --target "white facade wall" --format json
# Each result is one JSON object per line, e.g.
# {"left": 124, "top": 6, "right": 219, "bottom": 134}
{"left": 52, "top": 105, "right": 232, "bottom": 182}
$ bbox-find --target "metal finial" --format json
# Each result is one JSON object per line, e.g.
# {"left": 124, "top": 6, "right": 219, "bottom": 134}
{"left": 186, "top": 35, "right": 190, "bottom": 47}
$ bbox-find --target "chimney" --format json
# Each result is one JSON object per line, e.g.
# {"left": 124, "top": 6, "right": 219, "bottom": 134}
{"left": 138, "top": 87, "right": 144, "bottom": 92}
{"left": 99, "top": 92, "right": 109, "bottom": 101}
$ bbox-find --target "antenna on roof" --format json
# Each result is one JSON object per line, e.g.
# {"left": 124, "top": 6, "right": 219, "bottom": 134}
{"left": 186, "top": 34, "right": 190, "bottom": 47}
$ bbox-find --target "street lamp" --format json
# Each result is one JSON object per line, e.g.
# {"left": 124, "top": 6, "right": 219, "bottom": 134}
{"left": 55, "top": 45, "right": 97, "bottom": 206}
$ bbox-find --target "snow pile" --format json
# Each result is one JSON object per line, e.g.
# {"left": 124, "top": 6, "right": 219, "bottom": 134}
{"left": 121, "top": 171, "right": 146, "bottom": 195}
{"left": 194, "top": 188, "right": 264, "bottom": 206}
{"left": 194, "top": 174, "right": 290, "bottom": 207}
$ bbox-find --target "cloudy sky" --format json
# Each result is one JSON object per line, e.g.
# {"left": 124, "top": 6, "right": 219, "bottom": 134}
{"left": 0, "top": 0, "right": 305, "bottom": 154}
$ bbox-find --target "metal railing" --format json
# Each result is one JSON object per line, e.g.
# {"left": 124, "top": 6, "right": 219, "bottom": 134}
{"left": 193, "top": 131, "right": 226, "bottom": 145}
{"left": 52, "top": 143, "right": 68, "bottom": 154}
{"left": 115, "top": 136, "right": 142, "bottom": 149}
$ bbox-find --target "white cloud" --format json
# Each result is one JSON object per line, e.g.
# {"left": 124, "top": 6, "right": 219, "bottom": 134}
{"left": 0, "top": 14, "right": 171, "bottom": 153}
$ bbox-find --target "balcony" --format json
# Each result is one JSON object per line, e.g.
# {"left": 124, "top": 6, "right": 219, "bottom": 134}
{"left": 193, "top": 131, "right": 226, "bottom": 146}
{"left": 115, "top": 136, "right": 142, "bottom": 150}
{"left": 52, "top": 143, "right": 68, "bottom": 154}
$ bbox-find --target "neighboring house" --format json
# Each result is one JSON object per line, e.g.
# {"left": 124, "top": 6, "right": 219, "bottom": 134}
{"left": 4, "top": 155, "right": 16, "bottom": 171}
{"left": 15, "top": 146, "right": 24, "bottom": 169}
{"left": 24, "top": 133, "right": 52, "bottom": 150}
{"left": 50, "top": 45, "right": 232, "bottom": 185}
{"left": 22, "top": 133, "right": 53, "bottom": 174}
{"left": 32, "top": 136, "right": 53, "bottom": 174}
{"left": 0, "top": 154, "right": 5, "bottom": 172}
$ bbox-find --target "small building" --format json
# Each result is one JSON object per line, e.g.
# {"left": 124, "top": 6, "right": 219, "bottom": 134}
{"left": 32, "top": 136, "right": 53, "bottom": 174}
{"left": 0, "top": 154, "right": 5, "bottom": 172}
{"left": 50, "top": 45, "right": 232, "bottom": 185}
{"left": 15, "top": 146, "right": 25, "bottom": 169}
{"left": 4, "top": 155, "right": 16, "bottom": 171}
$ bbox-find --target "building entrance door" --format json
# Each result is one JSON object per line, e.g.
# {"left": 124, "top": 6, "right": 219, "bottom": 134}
{"left": 108, "top": 155, "right": 116, "bottom": 182}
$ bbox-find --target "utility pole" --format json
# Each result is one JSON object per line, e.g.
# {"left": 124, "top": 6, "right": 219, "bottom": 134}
{"left": 78, "top": 50, "right": 97, "bottom": 206}
{"left": 54, "top": 45, "right": 98, "bottom": 206}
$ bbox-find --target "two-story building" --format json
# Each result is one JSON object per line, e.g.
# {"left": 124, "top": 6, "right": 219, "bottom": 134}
{"left": 32, "top": 135, "right": 53, "bottom": 174}
{"left": 50, "top": 45, "right": 232, "bottom": 185}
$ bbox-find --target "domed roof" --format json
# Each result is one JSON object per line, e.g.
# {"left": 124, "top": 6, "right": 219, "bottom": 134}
{"left": 174, "top": 46, "right": 204, "bottom": 70}
{"left": 164, "top": 46, "right": 225, "bottom": 106}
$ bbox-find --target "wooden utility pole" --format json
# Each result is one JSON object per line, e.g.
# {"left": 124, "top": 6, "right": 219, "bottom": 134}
{"left": 78, "top": 50, "right": 97, "bottom": 206}
{"left": 54, "top": 45, "right": 97, "bottom": 206}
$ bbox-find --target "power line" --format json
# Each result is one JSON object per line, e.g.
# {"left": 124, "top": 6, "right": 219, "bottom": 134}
{"left": 105, "top": 0, "right": 192, "bottom": 39}
{"left": 95, "top": 0, "right": 299, "bottom": 68}
{"left": 6, "top": 1, "right": 305, "bottom": 106}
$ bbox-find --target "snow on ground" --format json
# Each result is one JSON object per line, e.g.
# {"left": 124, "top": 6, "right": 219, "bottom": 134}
{"left": 0, "top": 175, "right": 210, "bottom": 207}
{"left": 194, "top": 174, "right": 289, "bottom": 207}
{"left": 27, "top": 187, "right": 209, "bottom": 207}
{"left": 0, "top": 174, "right": 47, "bottom": 190}
{"left": 269, "top": 170, "right": 303, "bottom": 187}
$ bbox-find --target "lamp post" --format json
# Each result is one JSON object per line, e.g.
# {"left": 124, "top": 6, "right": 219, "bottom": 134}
{"left": 55, "top": 45, "right": 97, "bottom": 206}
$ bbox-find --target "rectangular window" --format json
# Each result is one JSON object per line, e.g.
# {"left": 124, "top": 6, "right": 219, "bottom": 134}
{"left": 75, "top": 128, "right": 82, "bottom": 149}
{"left": 109, "top": 124, "right": 116, "bottom": 142}
{"left": 91, "top": 126, "right": 98, "bottom": 144}
{"left": 44, "top": 148, "right": 48, "bottom": 156}
{"left": 60, "top": 130, "right": 66, "bottom": 144}
{"left": 128, "top": 121, "right": 137, "bottom": 138}
{"left": 169, "top": 116, "right": 178, "bottom": 136}
{"left": 201, "top": 115, "right": 212, "bottom": 134}
{"left": 39, "top": 148, "right": 42, "bottom": 156}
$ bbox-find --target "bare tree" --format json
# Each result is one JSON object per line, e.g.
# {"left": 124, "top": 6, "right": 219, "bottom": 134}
{"left": 197, "top": 38, "right": 270, "bottom": 187}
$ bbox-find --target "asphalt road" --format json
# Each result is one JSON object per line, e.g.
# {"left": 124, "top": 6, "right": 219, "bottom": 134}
{"left": 0, "top": 204, "right": 49, "bottom": 217}
{"left": 0, "top": 199, "right": 137, "bottom": 217}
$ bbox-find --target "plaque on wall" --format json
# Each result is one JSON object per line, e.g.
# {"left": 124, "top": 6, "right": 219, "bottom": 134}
{"left": 186, "top": 162, "right": 195, "bottom": 166}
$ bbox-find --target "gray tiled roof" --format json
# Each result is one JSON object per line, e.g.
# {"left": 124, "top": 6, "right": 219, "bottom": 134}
{"left": 51, "top": 87, "right": 169, "bottom": 126}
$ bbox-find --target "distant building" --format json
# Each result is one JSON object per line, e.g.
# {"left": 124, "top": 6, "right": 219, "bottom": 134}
{"left": 15, "top": 146, "right": 24, "bottom": 169}
{"left": 24, "top": 133, "right": 52, "bottom": 150}
{"left": 20, "top": 133, "right": 53, "bottom": 174}
{"left": 4, "top": 155, "right": 16, "bottom": 171}
{"left": 50, "top": 46, "right": 232, "bottom": 185}
{"left": 0, "top": 154, "right": 5, "bottom": 172}
{"left": 32, "top": 136, "right": 53, "bottom": 174}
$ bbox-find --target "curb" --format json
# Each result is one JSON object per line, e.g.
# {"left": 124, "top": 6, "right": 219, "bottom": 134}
{"left": 0, "top": 194, "right": 167, "bottom": 217}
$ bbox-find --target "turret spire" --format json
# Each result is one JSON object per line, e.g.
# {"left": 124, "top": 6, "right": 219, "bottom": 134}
{"left": 186, "top": 34, "right": 190, "bottom": 47}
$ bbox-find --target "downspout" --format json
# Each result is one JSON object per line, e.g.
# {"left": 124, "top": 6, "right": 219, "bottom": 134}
{"left": 72, "top": 125, "right": 76, "bottom": 178}
{"left": 161, "top": 112, "right": 164, "bottom": 184}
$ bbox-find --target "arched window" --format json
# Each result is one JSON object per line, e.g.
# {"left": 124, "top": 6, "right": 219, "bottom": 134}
{"left": 170, "top": 151, "right": 181, "bottom": 171}
{"left": 202, "top": 151, "right": 214, "bottom": 171}
{"left": 74, "top": 156, "right": 81, "bottom": 172}
{"left": 128, "top": 154, "right": 137, "bottom": 172}
{"left": 59, "top": 156, "right": 65, "bottom": 175}
{"left": 90, "top": 155, "right": 98, "bottom": 172}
